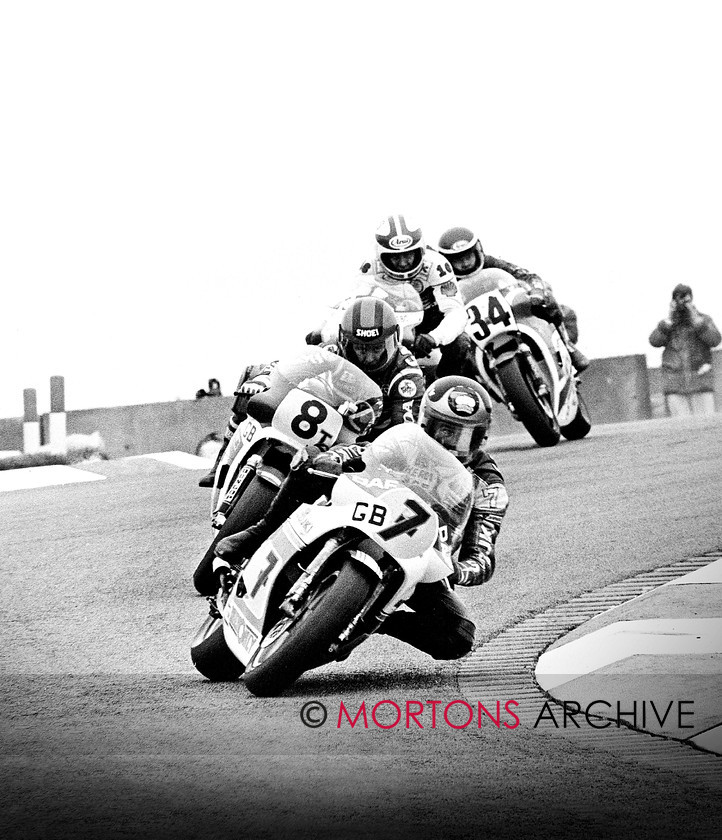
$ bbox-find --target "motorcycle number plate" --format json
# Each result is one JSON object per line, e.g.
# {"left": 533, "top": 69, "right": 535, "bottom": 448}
{"left": 353, "top": 488, "right": 439, "bottom": 560}
{"left": 273, "top": 389, "right": 342, "bottom": 450}
{"left": 466, "top": 290, "right": 515, "bottom": 346}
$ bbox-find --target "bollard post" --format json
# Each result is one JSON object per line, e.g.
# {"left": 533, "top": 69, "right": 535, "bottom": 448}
{"left": 712, "top": 348, "right": 722, "bottom": 413}
{"left": 48, "top": 375, "right": 67, "bottom": 453}
{"left": 23, "top": 388, "right": 41, "bottom": 453}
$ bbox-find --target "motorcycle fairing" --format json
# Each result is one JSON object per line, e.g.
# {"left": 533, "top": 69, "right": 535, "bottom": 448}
{"left": 223, "top": 481, "right": 448, "bottom": 665}
{"left": 466, "top": 283, "right": 580, "bottom": 427}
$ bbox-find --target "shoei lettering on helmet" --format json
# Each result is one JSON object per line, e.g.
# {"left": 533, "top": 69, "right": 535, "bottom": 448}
{"left": 437, "top": 227, "right": 485, "bottom": 277}
{"left": 418, "top": 375, "right": 493, "bottom": 464}
{"left": 375, "top": 214, "right": 425, "bottom": 281}
{"left": 338, "top": 296, "right": 401, "bottom": 374}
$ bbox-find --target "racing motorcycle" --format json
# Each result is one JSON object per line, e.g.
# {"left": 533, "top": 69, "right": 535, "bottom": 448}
{"left": 190, "top": 423, "right": 473, "bottom": 696}
{"left": 460, "top": 268, "right": 591, "bottom": 447}
{"left": 192, "top": 346, "right": 383, "bottom": 595}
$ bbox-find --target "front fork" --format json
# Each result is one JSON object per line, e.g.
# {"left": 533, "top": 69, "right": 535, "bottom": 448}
{"left": 279, "top": 534, "right": 405, "bottom": 662}
{"left": 212, "top": 453, "right": 263, "bottom": 529}
{"left": 482, "top": 338, "right": 550, "bottom": 414}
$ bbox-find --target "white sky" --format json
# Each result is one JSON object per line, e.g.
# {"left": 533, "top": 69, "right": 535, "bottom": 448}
{"left": 2, "top": 1, "right": 721, "bottom": 417}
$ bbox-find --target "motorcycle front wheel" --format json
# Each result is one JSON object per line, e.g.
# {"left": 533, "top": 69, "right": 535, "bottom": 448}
{"left": 190, "top": 615, "right": 245, "bottom": 681}
{"left": 561, "top": 392, "right": 592, "bottom": 440}
{"left": 497, "top": 356, "right": 561, "bottom": 447}
{"left": 193, "top": 475, "right": 279, "bottom": 595}
{"left": 243, "top": 559, "right": 376, "bottom": 697}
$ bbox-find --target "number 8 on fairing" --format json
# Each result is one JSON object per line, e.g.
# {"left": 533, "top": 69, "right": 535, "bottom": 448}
{"left": 273, "top": 389, "right": 344, "bottom": 449}
{"left": 291, "top": 399, "right": 328, "bottom": 439}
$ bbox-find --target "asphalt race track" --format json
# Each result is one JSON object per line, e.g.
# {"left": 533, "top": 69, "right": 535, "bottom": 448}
{"left": 2, "top": 414, "right": 721, "bottom": 840}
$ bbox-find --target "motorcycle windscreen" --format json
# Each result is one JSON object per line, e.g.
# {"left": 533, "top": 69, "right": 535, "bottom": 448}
{"left": 345, "top": 424, "right": 474, "bottom": 556}
{"left": 321, "top": 276, "right": 424, "bottom": 342}
{"left": 270, "top": 346, "right": 382, "bottom": 409}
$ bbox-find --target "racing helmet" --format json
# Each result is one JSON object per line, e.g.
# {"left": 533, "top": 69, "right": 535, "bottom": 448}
{"left": 375, "top": 214, "right": 425, "bottom": 281}
{"left": 338, "top": 296, "right": 401, "bottom": 374}
{"left": 418, "top": 375, "right": 493, "bottom": 464}
{"left": 437, "top": 227, "right": 485, "bottom": 277}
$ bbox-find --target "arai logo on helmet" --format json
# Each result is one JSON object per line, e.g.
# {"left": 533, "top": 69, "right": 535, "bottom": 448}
{"left": 389, "top": 234, "right": 413, "bottom": 249}
{"left": 449, "top": 389, "right": 479, "bottom": 416}
{"left": 452, "top": 240, "right": 472, "bottom": 251}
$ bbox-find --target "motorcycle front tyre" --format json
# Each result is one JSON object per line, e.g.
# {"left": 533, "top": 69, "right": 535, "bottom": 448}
{"left": 561, "top": 392, "right": 592, "bottom": 440}
{"left": 193, "top": 475, "right": 278, "bottom": 596}
{"left": 496, "top": 356, "right": 561, "bottom": 447}
{"left": 243, "top": 559, "right": 377, "bottom": 698}
{"left": 191, "top": 615, "right": 245, "bottom": 681}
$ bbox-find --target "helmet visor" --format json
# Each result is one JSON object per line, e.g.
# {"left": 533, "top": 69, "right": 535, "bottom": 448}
{"left": 424, "top": 417, "right": 484, "bottom": 463}
{"left": 380, "top": 249, "right": 423, "bottom": 275}
{"left": 448, "top": 248, "right": 481, "bottom": 277}
{"left": 346, "top": 334, "right": 396, "bottom": 372}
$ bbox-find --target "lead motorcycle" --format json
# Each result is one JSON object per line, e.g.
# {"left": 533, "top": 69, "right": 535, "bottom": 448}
{"left": 192, "top": 346, "right": 383, "bottom": 595}
{"left": 460, "top": 268, "right": 592, "bottom": 447}
{"left": 190, "top": 423, "right": 473, "bottom": 696}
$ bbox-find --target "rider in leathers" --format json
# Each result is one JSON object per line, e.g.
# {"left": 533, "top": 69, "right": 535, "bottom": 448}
{"left": 359, "top": 214, "right": 471, "bottom": 378}
{"left": 215, "top": 375, "right": 508, "bottom": 662}
{"left": 200, "top": 296, "right": 424, "bottom": 485}
{"left": 437, "top": 226, "right": 589, "bottom": 372}
{"left": 375, "top": 375, "right": 508, "bottom": 659}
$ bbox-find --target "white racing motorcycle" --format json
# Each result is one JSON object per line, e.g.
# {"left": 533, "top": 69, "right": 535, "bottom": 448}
{"left": 192, "top": 346, "right": 383, "bottom": 595}
{"left": 190, "top": 423, "right": 473, "bottom": 696}
{"left": 460, "top": 268, "right": 592, "bottom": 447}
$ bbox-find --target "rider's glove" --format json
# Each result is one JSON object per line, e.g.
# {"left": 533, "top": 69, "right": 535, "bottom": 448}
{"left": 237, "top": 380, "right": 267, "bottom": 398}
{"left": 449, "top": 557, "right": 474, "bottom": 587}
{"left": 528, "top": 290, "right": 546, "bottom": 308}
{"left": 413, "top": 333, "right": 437, "bottom": 358}
{"left": 529, "top": 292, "right": 563, "bottom": 326}
{"left": 292, "top": 445, "right": 342, "bottom": 479}
{"left": 328, "top": 442, "right": 367, "bottom": 465}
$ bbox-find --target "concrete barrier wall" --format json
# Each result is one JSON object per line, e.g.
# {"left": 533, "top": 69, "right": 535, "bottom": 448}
{"left": 3, "top": 351, "right": 721, "bottom": 456}
{"left": 581, "top": 354, "right": 653, "bottom": 424}
{"left": 0, "top": 417, "right": 22, "bottom": 452}
{"left": 57, "top": 396, "right": 235, "bottom": 458}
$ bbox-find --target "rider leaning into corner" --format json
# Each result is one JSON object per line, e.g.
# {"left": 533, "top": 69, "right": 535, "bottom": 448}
{"left": 198, "top": 296, "right": 425, "bottom": 488}
{"left": 215, "top": 375, "right": 509, "bottom": 662}
{"left": 436, "top": 226, "right": 589, "bottom": 373}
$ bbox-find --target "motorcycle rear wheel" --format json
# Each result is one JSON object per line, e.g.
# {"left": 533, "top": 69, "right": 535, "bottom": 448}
{"left": 193, "top": 475, "right": 278, "bottom": 596}
{"left": 190, "top": 615, "right": 245, "bottom": 681}
{"left": 497, "top": 356, "right": 561, "bottom": 447}
{"left": 243, "top": 559, "right": 376, "bottom": 697}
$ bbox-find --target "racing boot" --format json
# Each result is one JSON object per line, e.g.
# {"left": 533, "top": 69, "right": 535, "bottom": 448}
{"left": 215, "top": 448, "right": 342, "bottom": 561}
{"left": 557, "top": 322, "right": 589, "bottom": 372}
{"left": 214, "top": 481, "right": 299, "bottom": 562}
{"left": 213, "top": 450, "right": 322, "bottom": 562}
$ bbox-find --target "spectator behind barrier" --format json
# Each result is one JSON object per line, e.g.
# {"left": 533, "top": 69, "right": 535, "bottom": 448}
{"left": 196, "top": 378, "right": 222, "bottom": 399}
{"left": 649, "top": 284, "right": 721, "bottom": 416}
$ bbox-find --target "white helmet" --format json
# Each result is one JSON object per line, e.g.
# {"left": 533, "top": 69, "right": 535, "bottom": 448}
{"left": 375, "top": 214, "right": 425, "bottom": 281}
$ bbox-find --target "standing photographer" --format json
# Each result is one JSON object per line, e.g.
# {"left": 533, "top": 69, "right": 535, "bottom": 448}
{"left": 649, "top": 284, "right": 721, "bottom": 416}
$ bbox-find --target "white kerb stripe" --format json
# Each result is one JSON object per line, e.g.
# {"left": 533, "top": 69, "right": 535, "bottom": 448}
{"left": 535, "top": 618, "right": 722, "bottom": 691}
{"left": 0, "top": 465, "right": 105, "bottom": 492}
